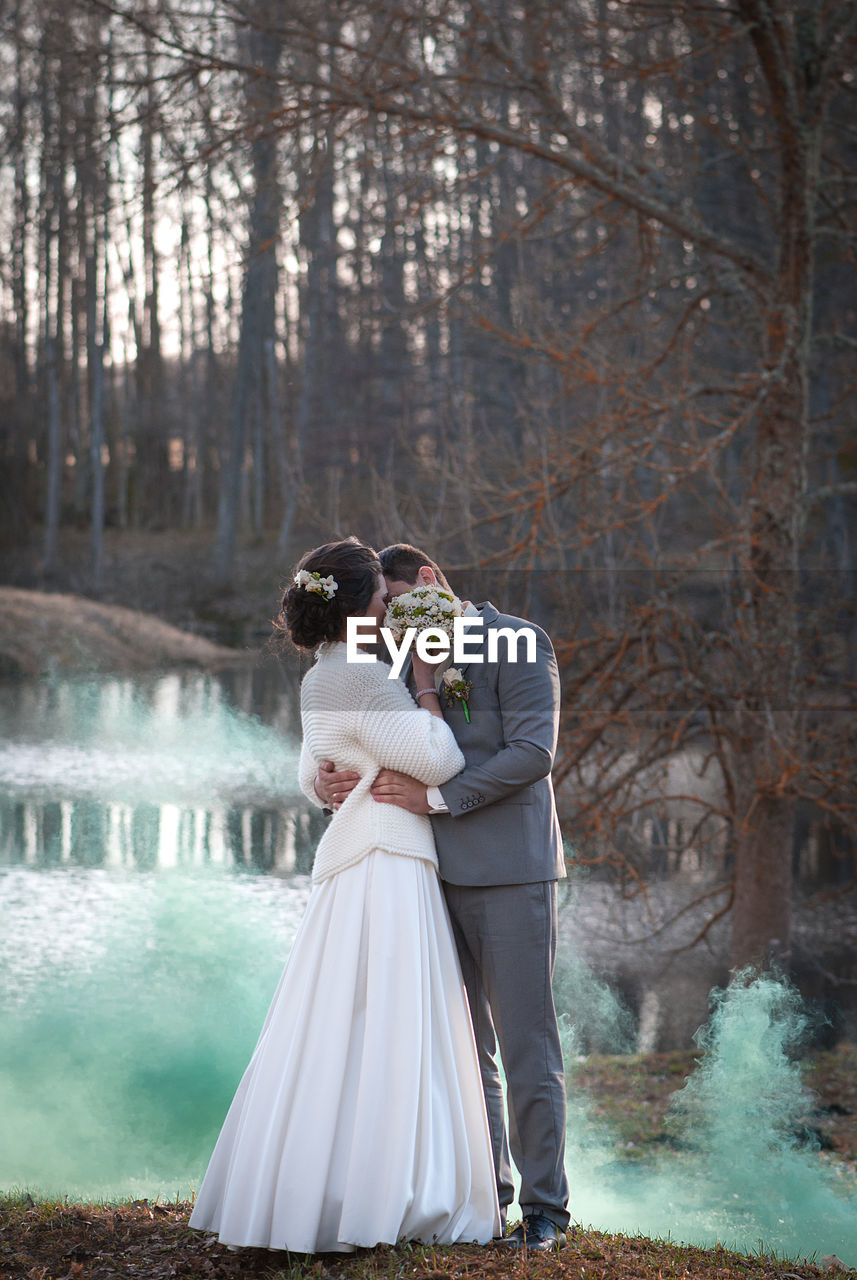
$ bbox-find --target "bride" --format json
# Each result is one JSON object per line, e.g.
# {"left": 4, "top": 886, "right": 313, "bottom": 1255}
{"left": 189, "top": 537, "right": 500, "bottom": 1253}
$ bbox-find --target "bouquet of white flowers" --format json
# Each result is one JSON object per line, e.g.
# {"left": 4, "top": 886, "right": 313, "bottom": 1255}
{"left": 383, "top": 585, "right": 462, "bottom": 641}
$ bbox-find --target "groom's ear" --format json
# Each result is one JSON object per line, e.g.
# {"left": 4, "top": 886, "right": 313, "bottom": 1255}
{"left": 417, "top": 566, "right": 437, "bottom": 586}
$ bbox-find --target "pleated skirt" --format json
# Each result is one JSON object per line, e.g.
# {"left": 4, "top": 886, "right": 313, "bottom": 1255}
{"left": 189, "top": 848, "right": 500, "bottom": 1252}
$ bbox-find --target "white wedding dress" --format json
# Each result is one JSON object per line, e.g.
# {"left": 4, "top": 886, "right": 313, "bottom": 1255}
{"left": 189, "top": 644, "right": 500, "bottom": 1252}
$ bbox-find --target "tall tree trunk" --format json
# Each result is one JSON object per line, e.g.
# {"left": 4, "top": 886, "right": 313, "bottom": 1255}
{"left": 728, "top": 0, "right": 821, "bottom": 970}
{"left": 44, "top": 333, "right": 63, "bottom": 569}
{"left": 82, "top": 11, "right": 106, "bottom": 586}
{"left": 277, "top": 99, "right": 338, "bottom": 550}
{"left": 115, "top": 188, "right": 144, "bottom": 530}
{"left": 41, "top": 24, "right": 63, "bottom": 571}
{"left": 214, "top": 6, "right": 282, "bottom": 580}
{"left": 179, "top": 210, "right": 203, "bottom": 529}
{"left": 202, "top": 157, "right": 219, "bottom": 527}
{"left": 136, "top": 26, "right": 166, "bottom": 527}
{"left": 12, "top": 2, "right": 30, "bottom": 402}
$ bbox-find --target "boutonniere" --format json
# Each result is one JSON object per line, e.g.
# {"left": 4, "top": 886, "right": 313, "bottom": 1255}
{"left": 442, "top": 668, "right": 473, "bottom": 723}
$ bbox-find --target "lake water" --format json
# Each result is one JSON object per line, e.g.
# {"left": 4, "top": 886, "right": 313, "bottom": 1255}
{"left": 1, "top": 666, "right": 856, "bottom": 1264}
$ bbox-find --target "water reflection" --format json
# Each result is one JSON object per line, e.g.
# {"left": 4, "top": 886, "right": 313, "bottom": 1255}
{"left": 2, "top": 666, "right": 856, "bottom": 1038}
{"left": 1, "top": 795, "right": 327, "bottom": 876}
{"left": 0, "top": 664, "right": 326, "bottom": 874}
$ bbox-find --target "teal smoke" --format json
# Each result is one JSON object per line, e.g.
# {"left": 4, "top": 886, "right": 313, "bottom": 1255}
{"left": 0, "top": 673, "right": 297, "bottom": 809}
{"left": 0, "top": 871, "right": 305, "bottom": 1200}
{"left": 2, "top": 875, "right": 856, "bottom": 1264}
{"left": 2, "top": 674, "right": 855, "bottom": 1262}
{"left": 564, "top": 971, "right": 857, "bottom": 1265}
{"left": 554, "top": 947, "right": 636, "bottom": 1058}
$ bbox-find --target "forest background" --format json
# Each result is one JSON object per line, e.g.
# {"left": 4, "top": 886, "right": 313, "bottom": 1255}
{"left": 1, "top": 0, "right": 856, "bottom": 982}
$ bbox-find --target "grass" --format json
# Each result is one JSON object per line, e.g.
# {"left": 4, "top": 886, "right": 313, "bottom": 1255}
{"left": 2, "top": 1195, "right": 853, "bottom": 1280}
{"left": 3, "top": 1045, "right": 856, "bottom": 1280}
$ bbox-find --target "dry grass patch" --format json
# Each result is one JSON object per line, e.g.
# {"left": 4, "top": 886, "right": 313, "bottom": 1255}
{"left": 1, "top": 1196, "right": 851, "bottom": 1280}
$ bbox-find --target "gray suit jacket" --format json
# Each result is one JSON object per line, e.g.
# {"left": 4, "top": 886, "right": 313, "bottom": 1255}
{"left": 430, "top": 602, "right": 566, "bottom": 886}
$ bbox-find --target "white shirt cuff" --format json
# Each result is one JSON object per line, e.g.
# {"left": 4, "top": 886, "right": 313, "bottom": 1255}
{"left": 426, "top": 785, "right": 449, "bottom": 813}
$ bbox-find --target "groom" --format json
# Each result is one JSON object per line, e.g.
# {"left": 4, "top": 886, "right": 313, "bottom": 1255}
{"left": 314, "top": 543, "right": 570, "bottom": 1249}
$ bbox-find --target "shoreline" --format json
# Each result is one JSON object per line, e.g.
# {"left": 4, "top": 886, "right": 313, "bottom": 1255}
{"left": 0, "top": 586, "right": 254, "bottom": 678}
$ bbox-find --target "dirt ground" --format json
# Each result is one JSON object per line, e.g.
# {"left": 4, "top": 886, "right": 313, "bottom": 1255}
{"left": 1, "top": 529, "right": 289, "bottom": 676}
{"left": 2, "top": 1046, "right": 855, "bottom": 1279}
{"left": 5, "top": 528, "right": 297, "bottom": 637}
{"left": 1, "top": 1200, "right": 850, "bottom": 1280}
{"left": 0, "top": 587, "right": 255, "bottom": 679}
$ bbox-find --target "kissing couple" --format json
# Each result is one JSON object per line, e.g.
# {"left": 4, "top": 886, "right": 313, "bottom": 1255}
{"left": 189, "top": 537, "right": 570, "bottom": 1253}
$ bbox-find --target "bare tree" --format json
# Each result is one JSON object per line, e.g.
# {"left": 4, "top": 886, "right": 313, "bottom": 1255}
{"left": 2, "top": 0, "right": 854, "bottom": 980}
{"left": 275, "top": 0, "right": 857, "bottom": 969}
{"left": 214, "top": 0, "right": 283, "bottom": 581}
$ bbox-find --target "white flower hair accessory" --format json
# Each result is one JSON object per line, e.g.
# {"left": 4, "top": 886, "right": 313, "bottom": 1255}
{"left": 294, "top": 569, "right": 338, "bottom": 601}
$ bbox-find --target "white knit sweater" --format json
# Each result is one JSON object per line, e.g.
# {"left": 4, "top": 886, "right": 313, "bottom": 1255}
{"left": 298, "top": 642, "right": 465, "bottom": 883}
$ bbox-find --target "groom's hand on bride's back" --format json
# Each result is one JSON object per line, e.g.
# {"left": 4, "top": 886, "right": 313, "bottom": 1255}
{"left": 315, "top": 760, "right": 360, "bottom": 809}
{"left": 371, "top": 769, "right": 431, "bottom": 814}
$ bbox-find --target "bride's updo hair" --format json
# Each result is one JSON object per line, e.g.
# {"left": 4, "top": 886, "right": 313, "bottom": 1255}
{"left": 281, "top": 537, "right": 382, "bottom": 650}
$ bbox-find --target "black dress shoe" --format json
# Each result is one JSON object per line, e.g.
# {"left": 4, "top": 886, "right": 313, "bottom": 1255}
{"left": 501, "top": 1211, "right": 564, "bottom": 1250}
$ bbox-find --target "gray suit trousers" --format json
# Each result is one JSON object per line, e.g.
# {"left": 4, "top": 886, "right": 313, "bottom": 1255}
{"left": 443, "top": 879, "right": 570, "bottom": 1230}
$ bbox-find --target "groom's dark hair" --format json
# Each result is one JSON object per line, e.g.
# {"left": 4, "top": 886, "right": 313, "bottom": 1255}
{"left": 378, "top": 543, "right": 451, "bottom": 591}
